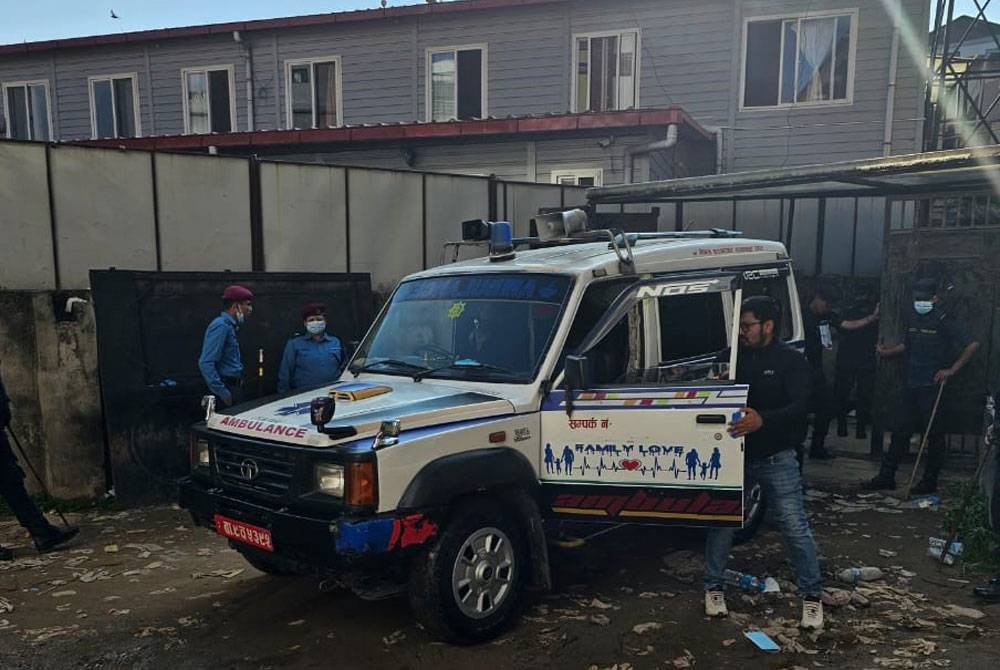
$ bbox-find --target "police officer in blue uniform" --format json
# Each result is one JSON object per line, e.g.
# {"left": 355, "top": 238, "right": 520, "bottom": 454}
{"left": 864, "top": 278, "right": 979, "bottom": 493}
{"left": 277, "top": 302, "right": 344, "bottom": 394}
{"left": 198, "top": 285, "right": 253, "bottom": 407}
{"left": 0, "top": 369, "right": 78, "bottom": 560}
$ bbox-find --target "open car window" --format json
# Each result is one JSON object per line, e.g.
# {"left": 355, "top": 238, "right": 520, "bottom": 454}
{"left": 570, "top": 273, "right": 739, "bottom": 387}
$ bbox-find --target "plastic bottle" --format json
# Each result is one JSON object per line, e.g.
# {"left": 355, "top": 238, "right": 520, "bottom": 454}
{"left": 723, "top": 568, "right": 780, "bottom": 593}
{"left": 729, "top": 411, "right": 743, "bottom": 439}
{"left": 927, "top": 537, "right": 964, "bottom": 565}
{"left": 836, "top": 567, "right": 884, "bottom": 584}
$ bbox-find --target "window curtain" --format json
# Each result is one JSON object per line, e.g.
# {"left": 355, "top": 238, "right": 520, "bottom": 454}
{"left": 797, "top": 18, "right": 836, "bottom": 102}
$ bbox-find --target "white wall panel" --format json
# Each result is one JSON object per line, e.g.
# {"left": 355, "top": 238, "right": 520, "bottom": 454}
{"left": 424, "top": 174, "right": 490, "bottom": 268}
{"left": 155, "top": 153, "right": 251, "bottom": 271}
{"left": 348, "top": 169, "right": 424, "bottom": 292}
{"left": 261, "top": 162, "right": 348, "bottom": 272}
{"left": 49, "top": 145, "right": 155, "bottom": 288}
{"left": 0, "top": 143, "right": 55, "bottom": 289}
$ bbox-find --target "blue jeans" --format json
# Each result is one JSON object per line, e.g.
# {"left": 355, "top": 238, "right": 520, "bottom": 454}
{"left": 703, "top": 449, "right": 822, "bottom": 598}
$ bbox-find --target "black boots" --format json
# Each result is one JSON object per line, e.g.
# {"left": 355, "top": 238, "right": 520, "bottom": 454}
{"left": 910, "top": 478, "right": 938, "bottom": 495}
{"left": 862, "top": 471, "right": 896, "bottom": 491}
{"left": 33, "top": 525, "right": 79, "bottom": 553}
{"left": 837, "top": 419, "right": 848, "bottom": 437}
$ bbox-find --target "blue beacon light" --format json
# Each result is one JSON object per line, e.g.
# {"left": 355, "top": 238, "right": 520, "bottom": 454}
{"left": 488, "top": 221, "right": 515, "bottom": 262}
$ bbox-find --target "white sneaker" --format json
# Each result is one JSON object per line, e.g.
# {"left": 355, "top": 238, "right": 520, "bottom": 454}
{"left": 800, "top": 598, "right": 824, "bottom": 629}
{"left": 705, "top": 590, "right": 728, "bottom": 617}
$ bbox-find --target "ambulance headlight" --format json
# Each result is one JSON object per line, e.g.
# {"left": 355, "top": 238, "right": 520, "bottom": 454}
{"left": 314, "top": 463, "right": 345, "bottom": 497}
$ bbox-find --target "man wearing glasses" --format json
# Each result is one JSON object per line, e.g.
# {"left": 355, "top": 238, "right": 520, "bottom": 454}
{"left": 704, "top": 296, "right": 824, "bottom": 630}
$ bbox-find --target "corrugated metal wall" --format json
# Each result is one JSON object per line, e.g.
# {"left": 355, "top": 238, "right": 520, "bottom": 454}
{"left": 0, "top": 140, "right": 580, "bottom": 292}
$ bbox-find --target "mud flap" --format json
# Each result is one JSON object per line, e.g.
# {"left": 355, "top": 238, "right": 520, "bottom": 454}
{"left": 499, "top": 488, "right": 551, "bottom": 591}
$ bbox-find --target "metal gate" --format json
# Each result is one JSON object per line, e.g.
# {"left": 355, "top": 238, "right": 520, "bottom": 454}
{"left": 90, "top": 270, "right": 373, "bottom": 504}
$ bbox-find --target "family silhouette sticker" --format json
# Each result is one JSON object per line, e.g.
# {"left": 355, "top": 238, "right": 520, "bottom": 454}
{"left": 543, "top": 443, "right": 723, "bottom": 481}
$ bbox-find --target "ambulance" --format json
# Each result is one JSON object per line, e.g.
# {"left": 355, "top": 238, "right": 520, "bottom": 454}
{"left": 179, "top": 210, "right": 804, "bottom": 643}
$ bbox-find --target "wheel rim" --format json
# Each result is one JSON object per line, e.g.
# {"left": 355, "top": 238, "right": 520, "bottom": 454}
{"left": 745, "top": 481, "right": 763, "bottom": 523}
{"left": 451, "top": 526, "right": 516, "bottom": 620}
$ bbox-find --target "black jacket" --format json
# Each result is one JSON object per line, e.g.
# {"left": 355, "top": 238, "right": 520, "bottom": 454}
{"left": 730, "top": 340, "right": 811, "bottom": 460}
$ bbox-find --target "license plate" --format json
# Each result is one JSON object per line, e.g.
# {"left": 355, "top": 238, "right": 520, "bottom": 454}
{"left": 214, "top": 514, "right": 274, "bottom": 552}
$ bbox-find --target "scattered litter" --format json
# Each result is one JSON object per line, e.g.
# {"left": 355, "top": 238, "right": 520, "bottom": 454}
{"left": 631, "top": 622, "right": 663, "bottom": 634}
{"left": 590, "top": 614, "right": 611, "bottom": 626}
{"left": 288, "top": 619, "right": 306, "bottom": 626}
{"left": 108, "top": 608, "right": 131, "bottom": 616}
{"left": 51, "top": 591, "right": 77, "bottom": 598}
{"left": 0, "top": 597, "right": 12, "bottom": 614}
{"left": 149, "top": 587, "right": 176, "bottom": 596}
{"left": 177, "top": 616, "right": 199, "bottom": 627}
{"left": 382, "top": 629, "right": 406, "bottom": 645}
{"left": 136, "top": 626, "right": 177, "bottom": 638}
{"left": 822, "top": 587, "right": 852, "bottom": 607}
{"left": 588, "top": 598, "right": 613, "bottom": 610}
{"left": 24, "top": 624, "right": 80, "bottom": 642}
{"left": 878, "top": 549, "right": 898, "bottom": 558}
{"left": 638, "top": 591, "right": 658, "bottom": 599}
{"left": 837, "top": 567, "right": 884, "bottom": 584}
{"left": 722, "top": 638, "right": 736, "bottom": 647}
{"left": 104, "top": 544, "right": 119, "bottom": 553}
{"left": 899, "top": 496, "right": 940, "bottom": 510}
{"left": 937, "top": 604, "right": 985, "bottom": 620}
{"left": 724, "top": 568, "right": 780, "bottom": 593}
{"left": 191, "top": 569, "right": 244, "bottom": 580}
{"left": 927, "top": 538, "right": 963, "bottom": 565}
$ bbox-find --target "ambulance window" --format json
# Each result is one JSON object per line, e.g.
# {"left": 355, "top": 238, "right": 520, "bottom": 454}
{"left": 742, "top": 272, "right": 793, "bottom": 341}
{"left": 556, "top": 277, "right": 636, "bottom": 377}
{"left": 658, "top": 293, "right": 728, "bottom": 362}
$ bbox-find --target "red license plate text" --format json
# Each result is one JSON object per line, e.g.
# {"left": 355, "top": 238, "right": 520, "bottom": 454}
{"left": 213, "top": 514, "right": 274, "bottom": 552}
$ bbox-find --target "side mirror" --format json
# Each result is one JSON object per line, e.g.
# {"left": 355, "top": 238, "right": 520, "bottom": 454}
{"left": 310, "top": 396, "right": 335, "bottom": 431}
{"left": 564, "top": 354, "right": 589, "bottom": 391}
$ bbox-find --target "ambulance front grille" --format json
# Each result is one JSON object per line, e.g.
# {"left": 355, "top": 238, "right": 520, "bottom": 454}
{"left": 215, "top": 443, "right": 295, "bottom": 498}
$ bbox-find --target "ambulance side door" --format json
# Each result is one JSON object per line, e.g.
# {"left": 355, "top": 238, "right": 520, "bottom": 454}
{"left": 540, "top": 273, "right": 748, "bottom": 528}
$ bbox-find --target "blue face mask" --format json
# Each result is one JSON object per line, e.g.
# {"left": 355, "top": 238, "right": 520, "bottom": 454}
{"left": 235, "top": 309, "right": 245, "bottom": 324}
{"left": 913, "top": 300, "right": 933, "bottom": 315}
{"left": 306, "top": 320, "right": 326, "bottom": 336}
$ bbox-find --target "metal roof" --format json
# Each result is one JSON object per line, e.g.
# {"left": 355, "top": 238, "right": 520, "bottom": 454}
{"left": 0, "top": 0, "right": 568, "bottom": 55}
{"left": 78, "top": 108, "right": 713, "bottom": 151}
{"left": 587, "top": 146, "right": 1000, "bottom": 204}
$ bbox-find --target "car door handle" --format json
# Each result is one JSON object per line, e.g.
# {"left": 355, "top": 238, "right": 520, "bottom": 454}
{"left": 696, "top": 414, "right": 727, "bottom": 424}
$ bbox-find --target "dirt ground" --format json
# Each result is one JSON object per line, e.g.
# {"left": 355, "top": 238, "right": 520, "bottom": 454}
{"left": 0, "top": 456, "right": 997, "bottom": 670}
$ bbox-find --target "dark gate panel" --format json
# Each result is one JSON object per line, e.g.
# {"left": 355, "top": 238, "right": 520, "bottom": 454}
{"left": 91, "top": 270, "right": 373, "bottom": 505}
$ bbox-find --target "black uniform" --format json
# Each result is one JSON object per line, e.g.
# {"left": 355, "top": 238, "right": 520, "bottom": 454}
{"left": 880, "top": 307, "right": 972, "bottom": 483}
{"left": 833, "top": 301, "right": 878, "bottom": 438}
{"left": 726, "top": 340, "right": 812, "bottom": 461}
{"left": 803, "top": 309, "right": 842, "bottom": 457}
{"left": 0, "top": 373, "right": 64, "bottom": 546}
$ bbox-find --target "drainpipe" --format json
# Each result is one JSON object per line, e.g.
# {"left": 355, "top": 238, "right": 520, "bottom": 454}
{"left": 883, "top": 25, "right": 900, "bottom": 156}
{"left": 234, "top": 30, "right": 254, "bottom": 131}
{"left": 625, "top": 124, "right": 678, "bottom": 183}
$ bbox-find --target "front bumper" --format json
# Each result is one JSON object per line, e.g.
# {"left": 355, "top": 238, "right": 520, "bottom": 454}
{"left": 181, "top": 477, "right": 365, "bottom": 569}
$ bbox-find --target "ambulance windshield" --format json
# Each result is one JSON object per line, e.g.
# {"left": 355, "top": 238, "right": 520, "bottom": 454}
{"left": 350, "top": 273, "right": 573, "bottom": 383}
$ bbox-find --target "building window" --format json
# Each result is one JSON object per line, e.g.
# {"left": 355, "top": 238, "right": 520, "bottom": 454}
{"left": 183, "top": 66, "right": 236, "bottom": 134}
{"left": 572, "top": 31, "right": 639, "bottom": 113}
{"left": 285, "top": 57, "right": 342, "bottom": 129}
{"left": 2, "top": 81, "right": 51, "bottom": 141}
{"left": 742, "top": 11, "right": 856, "bottom": 108}
{"left": 89, "top": 74, "right": 140, "bottom": 139}
{"left": 426, "top": 46, "right": 486, "bottom": 121}
{"left": 551, "top": 168, "right": 604, "bottom": 187}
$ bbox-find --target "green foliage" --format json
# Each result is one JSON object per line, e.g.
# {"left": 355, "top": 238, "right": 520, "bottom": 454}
{"left": 943, "top": 480, "right": 1000, "bottom": 570}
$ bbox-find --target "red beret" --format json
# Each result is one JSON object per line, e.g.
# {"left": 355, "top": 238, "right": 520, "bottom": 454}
{"left": 222, "top": 285, "right": 253, "bottom": 301}
{"left": 301, "top": 302, "right": 327, "bottom": 320}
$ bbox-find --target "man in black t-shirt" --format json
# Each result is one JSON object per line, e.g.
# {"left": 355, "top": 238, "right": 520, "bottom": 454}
{"left": 802, "top": 285, "right": 879, "bottom": 461}
{"left": 863, "top": 279, "right": 979, "bottom": 493}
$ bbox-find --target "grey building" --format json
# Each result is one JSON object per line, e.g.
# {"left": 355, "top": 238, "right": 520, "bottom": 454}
{"left": 0, "top": 0, "right": 929, "bottom": 182}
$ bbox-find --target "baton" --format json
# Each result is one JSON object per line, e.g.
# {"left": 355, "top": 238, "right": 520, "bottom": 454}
{"left": 5, "top": 425, "right": 72, "bottom": 527}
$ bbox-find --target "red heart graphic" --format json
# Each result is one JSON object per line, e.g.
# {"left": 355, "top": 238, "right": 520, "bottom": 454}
{"left": 620, "top": 459, "right": 641, "bottom": 471}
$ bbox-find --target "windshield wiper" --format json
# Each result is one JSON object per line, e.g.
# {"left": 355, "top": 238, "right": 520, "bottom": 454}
{"left": 413, "top": 359, "right": 516, "bottom": 382}
{"left": 351, "top": 359, "right": 430, "bottom": 378}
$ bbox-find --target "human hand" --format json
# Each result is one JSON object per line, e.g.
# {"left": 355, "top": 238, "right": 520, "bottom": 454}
{"left": 933, "top": 368, "right": 954, "bottom": 385}
{"left": 729, "top": 407, "right": 763, "bottom": 437}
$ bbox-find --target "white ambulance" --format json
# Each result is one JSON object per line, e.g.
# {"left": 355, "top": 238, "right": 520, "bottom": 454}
{"left": 180, "top": 211, "right": 804, "bottom": 643}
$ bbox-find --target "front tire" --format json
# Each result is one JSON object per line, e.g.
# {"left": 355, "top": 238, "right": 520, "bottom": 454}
{"left": 408, "top": 499, "right": 527, "bottom": 644}
{"left": 733, "top": 478, "right": 766, "bottom": 544}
